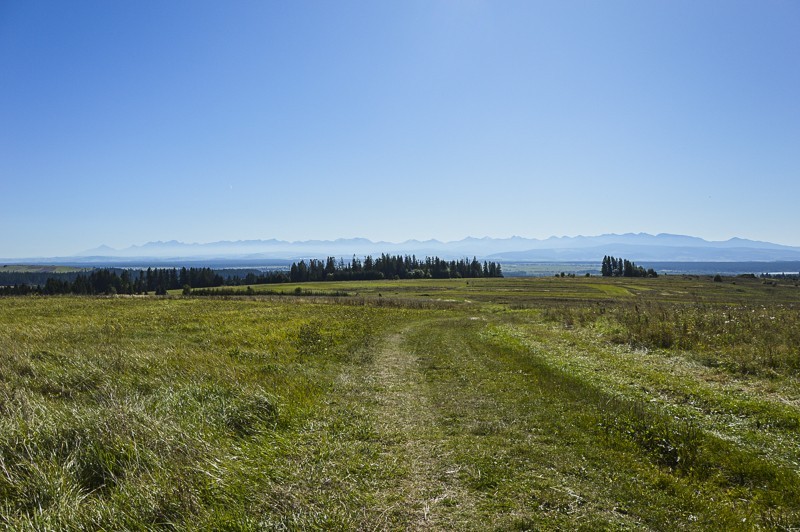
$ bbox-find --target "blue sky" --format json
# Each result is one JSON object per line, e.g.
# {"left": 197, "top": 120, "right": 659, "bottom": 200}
{"left": 1, "top": 1, "right": 798, "bottom": 257}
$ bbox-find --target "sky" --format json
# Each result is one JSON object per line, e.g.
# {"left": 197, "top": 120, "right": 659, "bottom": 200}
{"left": 1, "top": 1, "right": 799, "bottom": 257}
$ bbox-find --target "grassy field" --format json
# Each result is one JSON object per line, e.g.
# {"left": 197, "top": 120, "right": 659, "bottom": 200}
{"left": 2, "top": 276, "right": 800, "bottom": 529}
{"left": 0, "top": 265, "right": 87, "bottom": 273}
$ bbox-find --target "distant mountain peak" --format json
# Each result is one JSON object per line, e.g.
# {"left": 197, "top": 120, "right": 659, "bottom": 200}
{"left": 75, "top": 244, "right": 117, "bottom": 256}
{"left": 64, "top": 233, "right": 800, "bottom": 263}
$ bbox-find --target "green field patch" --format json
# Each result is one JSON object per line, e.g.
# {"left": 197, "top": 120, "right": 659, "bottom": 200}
{"left": 0, "top": 264, "right": 87, "bottom": 273}
{"left": 585, "top": 283, "right": 633, "bottom": 297}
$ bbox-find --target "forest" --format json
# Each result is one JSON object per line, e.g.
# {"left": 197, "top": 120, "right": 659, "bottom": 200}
{"left": 601, "top": 255, "right": 658, "bottom": 278}
{"left": 0, "top": 267, "right": 227, "bottom": 296}
{"left": 0, "top": 255, "right": 502, "bottom": 296}
{"left": 289, "top": 254, "right": 502, "bottom": 282}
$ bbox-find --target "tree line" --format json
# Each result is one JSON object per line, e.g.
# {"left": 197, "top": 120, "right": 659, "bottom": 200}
{"left": 0, "top": 270, "right": 87, "bottom": 287}
{"left": 0, "top": 267, "right": 226, "bottom": 296}
{"left": 289, "top": 254, "right": 502, "bottom": 282}
{"left": 0, "top": 255, "right": 503, "bottom": 296}
{"left": 601, "top": 255, "right": 657, "bottom": 278}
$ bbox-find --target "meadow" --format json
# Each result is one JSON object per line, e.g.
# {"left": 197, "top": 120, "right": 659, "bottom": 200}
{"left": 1, "top": 275, "right": 799, "bottom": 529}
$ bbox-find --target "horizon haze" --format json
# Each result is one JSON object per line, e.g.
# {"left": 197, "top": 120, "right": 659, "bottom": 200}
{"left": 4, "top": 232, "right": 800, "bottom": 265}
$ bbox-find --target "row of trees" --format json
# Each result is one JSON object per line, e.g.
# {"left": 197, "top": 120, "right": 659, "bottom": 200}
{"left": 288, "top": 255, "right": 502, "bottom": 282}
{"left": 0, "top": 270, "right": 85, "bottom": 287}
{"left": 761, "top": 272, "right": 800, "bottom": 280}
{"left": 601, "top": 256, "right": 657, "bottom": 278}
{"left": 1, "top": 255, "right": 503, "bottom": 296}
{"left": 0, "top": 267, "right": 225, "bottom": 296}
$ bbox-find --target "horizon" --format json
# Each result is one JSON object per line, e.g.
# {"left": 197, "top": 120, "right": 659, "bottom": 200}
{"left": 81, "top": 232, "right": 800, "bottom": 253}
{"left": 2, "top": 2, "right": 798, "bottom": 257}
{"left": 9, "top": 227, "right": 800, "bottom": 259}
{"left": 3, "top": 231, "right": 800, "bottom": 261}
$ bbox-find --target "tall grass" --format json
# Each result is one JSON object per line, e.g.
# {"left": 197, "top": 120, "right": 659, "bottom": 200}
{"left": 478, "top": 323, "right": 800, "bottom": 527}
{"left": 0, "top": 297, "right": 389, "bottom": 529}
{"left": 543, "top": 300, "right": 800, "bottom": 376}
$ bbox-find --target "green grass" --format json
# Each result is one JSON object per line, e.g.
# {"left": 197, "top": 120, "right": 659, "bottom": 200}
{"left": 0, "top": 265, "right": 87, "bottom": 273}
{"left": 2, "top": 276, "right": 800, "bottom": 528}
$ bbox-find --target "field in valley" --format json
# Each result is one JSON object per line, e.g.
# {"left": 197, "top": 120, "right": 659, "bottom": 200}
{"left": 2, "top": 276, "right": 800, "bottom": 529}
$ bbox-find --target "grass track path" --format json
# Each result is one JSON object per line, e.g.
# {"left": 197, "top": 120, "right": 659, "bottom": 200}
{"left": 354, "top": 323, "right": 479, "bottom": 530}
{"left": 347, "top": 317, "right": 646, "bottom": 530}
{"left": 347, "top": 316, "right": 754, "bottom": 530}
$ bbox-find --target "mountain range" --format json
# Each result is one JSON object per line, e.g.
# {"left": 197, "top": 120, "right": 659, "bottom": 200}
{"left": 66, "top": 233, "right": 800, "bottom": 264}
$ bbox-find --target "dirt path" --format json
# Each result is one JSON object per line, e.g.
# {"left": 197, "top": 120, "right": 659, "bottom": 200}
{"left": 356, "top": 325, "right": 477, "bottom": 530}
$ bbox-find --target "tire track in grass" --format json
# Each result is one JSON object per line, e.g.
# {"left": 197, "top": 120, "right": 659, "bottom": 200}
{"left": 345, "top": 316, "right": 763, "bottom": 529}
{"left": 354, "top": 324, "right": 478, "bottom": 530}
{"left": 358, "top": 318, "right": 649, "bottom": 529}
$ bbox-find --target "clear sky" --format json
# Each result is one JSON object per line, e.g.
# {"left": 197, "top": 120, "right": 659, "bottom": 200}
{"left": 1, "top": 1, "right": 798, "bottom": 257}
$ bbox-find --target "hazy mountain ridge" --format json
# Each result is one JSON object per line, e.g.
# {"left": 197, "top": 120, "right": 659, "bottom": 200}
{"left": 66, "top": 233, "right": 800, "bottom": 263}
